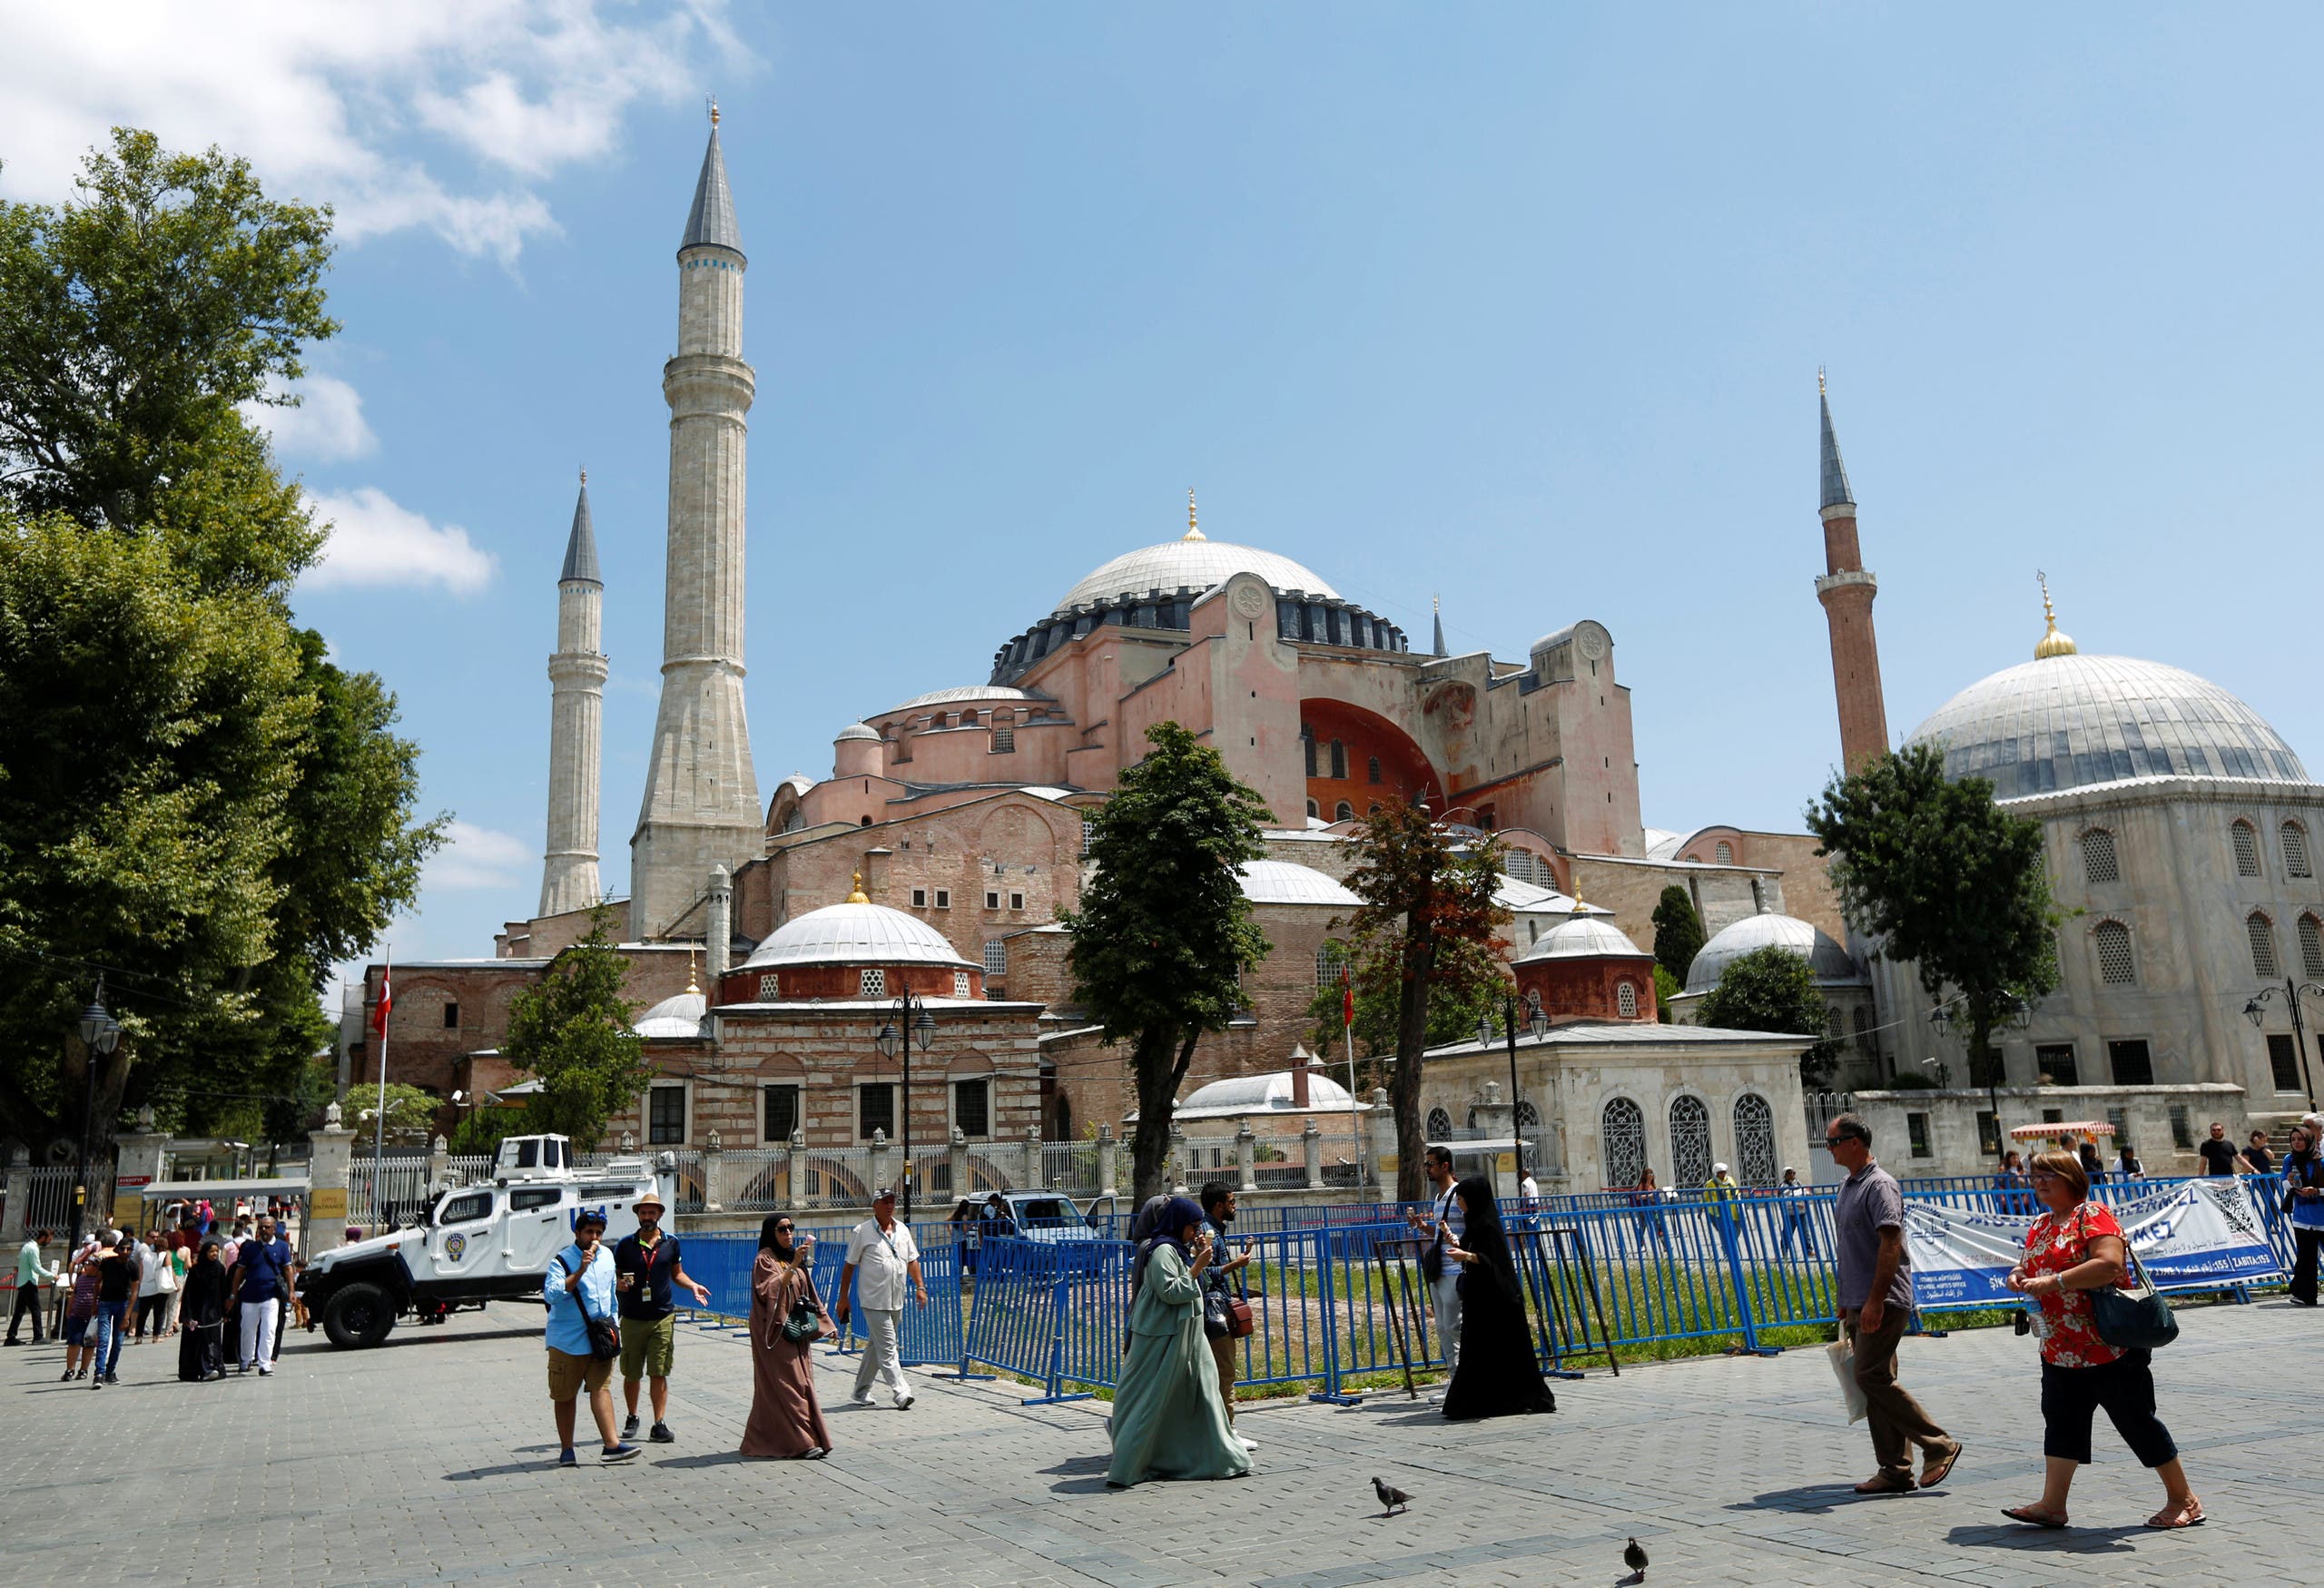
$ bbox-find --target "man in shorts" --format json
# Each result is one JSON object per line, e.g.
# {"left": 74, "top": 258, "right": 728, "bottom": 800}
{"left": 612, "top": 1191, "right": 709, "bottom": 1444}
{"left": 544, "top": 1207, "right": 639, "bottom": 1466}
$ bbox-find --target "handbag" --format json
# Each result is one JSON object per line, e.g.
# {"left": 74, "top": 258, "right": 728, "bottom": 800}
{"left": 779, "top": 1269, "right": 824, "bottom": 1344}
{"left": 1201, "top": 1287, "right": 1231, "bottom": 1340}
{"left": 1226, "top": 1297, "right": 1255, "bottom": 1339}
{"left": 2086, "top": 1218, "right": 2178, "bottom": 1351}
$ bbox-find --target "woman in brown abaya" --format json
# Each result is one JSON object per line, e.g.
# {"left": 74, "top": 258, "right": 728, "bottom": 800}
{"left": 742, "top": 1215, "right": 835, "bottom": 1460}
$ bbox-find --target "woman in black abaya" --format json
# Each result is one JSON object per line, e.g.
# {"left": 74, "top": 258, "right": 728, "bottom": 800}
{"left": 176, "top": 1241, "right": 228, "bottom": 1382}
{"left": 1439, "top": 1177, "right": 1557, "bottom": 1420}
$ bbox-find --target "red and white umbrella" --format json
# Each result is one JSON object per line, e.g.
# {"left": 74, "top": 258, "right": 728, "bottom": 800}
{"left": 2006, "top": 1119, "right": 2113, "bottom": 1139}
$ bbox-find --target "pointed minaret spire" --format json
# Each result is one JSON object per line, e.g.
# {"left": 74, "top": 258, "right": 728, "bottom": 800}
{"left": 541, "top": 471, "right": 608, "bottom": 917}
{"left": 680, "top": 100, "right": 743, "bottom": 256}
{"left": 1812, "top": 371, "right": 1889, "bottom": 774}
{"left": 559, "top": 467, "right": 601, "bottom": 586}
{"left": 1818, "top": 366, "right": 1854, "bottom": 511}
{"left": 1431, "top": 595, "right": 1446, "bottom": 657}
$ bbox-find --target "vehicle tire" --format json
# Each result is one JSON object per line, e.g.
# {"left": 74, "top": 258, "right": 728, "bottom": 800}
{"left": 322, "top": 1283, "right": 396, "bottom": 1349}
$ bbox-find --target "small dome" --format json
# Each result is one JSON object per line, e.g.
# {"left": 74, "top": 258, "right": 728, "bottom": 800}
{"left": 1518, "top": 914, "right": 1647, "bottom": 962}
{"left": 635, "top": 989, "right": 707, "bottom": 1039}
{"left": 1053, "top": 539, "right": 1335, "bottom": 616}
{"left": 834, "top": 722, "right": 881, "bottom": 743}
{"left": 1685, "top": 911, "right": 1861, "bottom": 994}
{"left": 1906, "top": 652, "right": 2305, "bottom": 801}
{"left": 740, "top": 901, "right": 975, "bottom": 972}
{"left": 1236, "top": 860, "right": 1362, "bottom": 907}
{"left": 892, "top": 686, "right": 1039, "bottom": 712}
{"left": 1171, "top": 1070, "right": 1370, "bottom": 1119}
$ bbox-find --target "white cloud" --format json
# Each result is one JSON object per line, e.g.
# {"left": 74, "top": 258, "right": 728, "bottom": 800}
{"left": 0, "top": 3, "right": 745, "bottom": 266}
{"left": 428, "top": 820, "right": 534, "bottom": 891}
{"left": 303, "top": 486, "right": 498, "bottom": 595}
{"left": 243, "top": 374, "right": 379, "bottom": 461}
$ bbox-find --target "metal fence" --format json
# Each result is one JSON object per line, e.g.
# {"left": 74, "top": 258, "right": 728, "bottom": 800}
{"left": 13, "top": 1164, "right": 116, "bottom": 1235}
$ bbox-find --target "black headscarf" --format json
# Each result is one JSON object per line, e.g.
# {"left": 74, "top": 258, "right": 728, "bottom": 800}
{"left": 1131, "top": 1195, "right": 1206, "bottom": 1297}
{"left": 757, "top": 1215, "right": 801, "bottom": 1263}
{"left": 1452, "top": 1176, "right": 1524, "bottom": 1307}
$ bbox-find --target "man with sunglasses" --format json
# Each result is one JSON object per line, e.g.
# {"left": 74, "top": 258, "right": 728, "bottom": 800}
{"left": 1827, "top": 1112, "right": 1961, "bottom": 1495}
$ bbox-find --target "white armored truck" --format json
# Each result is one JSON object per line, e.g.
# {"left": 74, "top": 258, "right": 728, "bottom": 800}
{"left": 300, "top": 1134, "right": 671, "bottom": 1348}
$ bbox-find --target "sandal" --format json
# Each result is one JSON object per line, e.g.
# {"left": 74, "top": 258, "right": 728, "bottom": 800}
{"left": 1854, "top": 1475, "right": 1915, "bottom": 1495}
{"left": 2145, "top": 1496, "right": 2204, "bottom": 1529}
{"left": 2001, "top": 1504, "right": 2068, "bottom": 1528}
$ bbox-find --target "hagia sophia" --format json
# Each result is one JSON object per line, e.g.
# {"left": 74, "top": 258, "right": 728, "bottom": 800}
{"left": 352, "top": 116, "right": 2323, "bottom": 1197}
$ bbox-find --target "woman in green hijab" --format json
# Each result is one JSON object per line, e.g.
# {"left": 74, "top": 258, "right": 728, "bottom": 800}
{"left": 1107, "top": 1195, "right": 1252, "bottom": 1487}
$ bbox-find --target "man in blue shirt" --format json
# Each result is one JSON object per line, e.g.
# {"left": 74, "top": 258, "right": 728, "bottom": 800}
{"left": 227, "top": 1216, "right": 292, "bottom": 1376}
{"left": 545, "top": 1208, "right": 639, "bottom": 1466}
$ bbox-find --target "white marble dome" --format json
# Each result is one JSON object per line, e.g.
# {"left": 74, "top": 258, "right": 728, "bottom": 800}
{"left": 739, "top": 902, "right": 976, "bottom": 971}
{"left": 1236, "top": 860, "right": 1362, "bottom": 907}
{"left": 1684, "top": 909, "right": 1862, "bottom": 995}
{"left": 1517, "top": 913, "right": 1647, "bottom": 962}
{"left": 833, "top": 722, "right": 881, "bottom": 742}
{"left": 1173, "top": 1070, "right": 1369, "bottom": 1119}
{"left": 634, "top": 989, "right": 708, "bottom": 1039}
{"left": 1906, "top": 652, "right": 2305, "bottom": 802}
{"left": 1052, "top": 539, "right": 1335, "bottom": 616}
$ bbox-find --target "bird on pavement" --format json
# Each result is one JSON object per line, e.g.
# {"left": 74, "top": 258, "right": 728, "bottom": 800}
{"left": 1621, "top": 1536, "right": 1649, "bottom": 1583}
{"left": 1372, "top": 1476, "right": 1413, "bottom": 1517}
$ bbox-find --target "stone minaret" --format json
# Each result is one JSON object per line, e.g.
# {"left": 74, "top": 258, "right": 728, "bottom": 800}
{"left": 539, "top": 471, "right": 606, "bottom": 917}
{"left": 1813, "top": 373, "right": 1890, "bottom": 774}
{"left": 630, "top": 106, "right": 763, "bottom": 940}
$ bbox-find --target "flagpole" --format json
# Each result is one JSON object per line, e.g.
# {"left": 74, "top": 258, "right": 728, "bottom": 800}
{"left": 1343, "top": 970, "right": 1364, "bottom": 1189}
{"left": 373, "top": 946, "right": 390, "bottom": 1226}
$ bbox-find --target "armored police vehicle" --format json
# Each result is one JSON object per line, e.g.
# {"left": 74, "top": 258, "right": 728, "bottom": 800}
{"left": 300, "top": 1134, "right": 671, "bottom": 1348}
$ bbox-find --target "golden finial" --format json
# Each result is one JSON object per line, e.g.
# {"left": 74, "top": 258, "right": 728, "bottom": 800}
{"left": 1183, "top": 488, "right": 1205, "bottom": 542}
{"left": 686, "top": 945, "right": 700, "bottom": 996}
{"left": 2034, "top": 570, "right": 2078, "bottom": 659}
{"left": 1432, "top": 594, "right": 1441, "bottom": 615}
{"left": 1817, "top": 365, "right": 1827, "bottom": 398}
{"left": 709, "top": 96, "right": 720, "bottom": 128}
{"left": 579, "top": 465, "right": 587, "bottom": 486}
{"left": 847, "top": 870, "right": 870, "bottom": 904}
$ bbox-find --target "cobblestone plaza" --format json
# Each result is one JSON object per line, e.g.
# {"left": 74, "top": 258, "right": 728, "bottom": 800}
{"left": 2, "top": 1297, "right": 2307, "bottom": 1586}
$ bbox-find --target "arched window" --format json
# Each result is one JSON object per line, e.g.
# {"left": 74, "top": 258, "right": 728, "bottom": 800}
{"left": 1366, "top": 802, "right": 1382, "bottom": 817}
{"left": 2080, "top": 828, "right": 2119, "bottom": 884}
{"left": 2302, "top": 913, "right": 2324, "bottom": 981}
{"left": 1616, "top": 981, "right": 1639, "bottom": 1019}
{"left": 1305, "top": 799, "right": 1319, "bottom": 820}
{"left": 1524, "top": 987, "right": 1543, "bottom": 1020}
{"left": 1733, "top": 1093, "right": 1777, "bottom": 1185}
{"left": 2233, "top": 819, "right": 2261, "bottom": 877}
{"left": 1314, "top": 943, "right": 1348, "bottom": 989}
{"left": 1425, "top": 1107, "right": 1452, "bottom": 1140}
{"left": 1714, "top": 840, "right": 1734, "bottom": 864}
{"left": 1853, "top": 1005, "right": 1873, "bottom": 1052}
{"left": 1505, "top": 849, "right": 1535, "bottom": 884}
{"left": 2284, "top": 821, "right": 2313, "bottom": 879}
{"left": 1302, "top": 726, "right": 1317, "bottom": 778}
{"left": 2093, "top": 920, "right": 2136, "bottom": 985}
{"left": 1669, "top": 1095, "right": 1712, "bottom": 1186}
{"left": 1514, "top": 1100, "right": 1541, "bottom": 1175}
{"left": 1329, "top": 740, "right": 1347, "bottom": 780}
{"left": 1366, "top": 755, "right": 1382, "bottom": 785}
{"left": 1335, "top": 801, "right": 1354, "bottom": 822}
{"left": 2248, "top": 911, "right": 2280, "bottom": 979}
{"left": 1600, "top": 1098, "right": 1646, "bottom": 1189}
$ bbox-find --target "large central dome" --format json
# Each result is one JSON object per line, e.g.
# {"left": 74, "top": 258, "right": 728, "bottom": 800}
{"left": 1906, "top": 652, "right": 2306, "bottom": 800}
{"left": 1051, "top": 538, "right": 1335, "bottom": 616}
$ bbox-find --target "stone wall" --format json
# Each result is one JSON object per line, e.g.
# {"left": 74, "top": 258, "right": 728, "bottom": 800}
{"left": 1844, "top": 1082, "right": 2250, "bottom": 1179}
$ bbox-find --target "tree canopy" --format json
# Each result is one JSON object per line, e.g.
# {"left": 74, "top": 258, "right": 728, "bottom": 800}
{"left": 1302, "top": 935, "right": 1501, "bottom": 1082}
{"left": 1805, "top": 744, "right": 2061, "bottom": 1101}
{"left": 1063, "top": 723, "right": 1272, "bottom": 1202}
{"left": 1650, "top": 884, "right": 1705, "bottom": 987}
{"left": 1336, "top": 798, "right": 1510, "bottom": 1199}
{"left": 500, "top": 909, "right": 650, "bottom": 1153}
{"left": 0, "top": 129, "right": 438, "bottom": 1160}
{"left": 1696, "top": 945, "right": 1841, "bottom": 1088}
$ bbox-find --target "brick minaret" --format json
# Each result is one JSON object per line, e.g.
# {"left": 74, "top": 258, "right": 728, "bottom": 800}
{"left": 1813, "top": 375, "right": 1889, "bottom": 773}
{"left": 631, "top": 105, "right": 763, "bottom": 939}
{"left": 539, "top": 471, "right": 606, "bottom": 917}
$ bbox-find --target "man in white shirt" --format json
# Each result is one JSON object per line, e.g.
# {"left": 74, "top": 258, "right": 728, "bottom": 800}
{"left": 1405, "top": 1146, "right": 1464, "bottom": 1372}
{"left": 836, "top": 1187, "right": 926, "bottom": 1410}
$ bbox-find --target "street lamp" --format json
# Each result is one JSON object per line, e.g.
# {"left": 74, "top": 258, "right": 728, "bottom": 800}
{"left": 1477, "top": 996, "right": 1551, "bottom": 1184}
{"left": 872, "top": 991, "right": 937, "bottom": 1218}
{"left": 2243, "top": 979, "right": 2323, "bottom": 1110}
{"left": 73, "top": 980, "right": 122, "bottom": 1250}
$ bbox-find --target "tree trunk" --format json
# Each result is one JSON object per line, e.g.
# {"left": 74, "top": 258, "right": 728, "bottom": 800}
{"left": 1128, "top": 1023, "right": 1187, "bottom": 1204}
{"left": 1391, "top": 936, "right": 1437, "bottom": 1202}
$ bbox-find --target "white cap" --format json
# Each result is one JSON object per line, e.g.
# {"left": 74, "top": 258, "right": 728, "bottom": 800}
{"left": 1713, "top": 1162, "right": 1729, "bottom": 1174}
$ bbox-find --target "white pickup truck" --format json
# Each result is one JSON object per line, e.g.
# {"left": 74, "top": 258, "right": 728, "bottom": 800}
{"left": 300, "top": 1134, "right": 671, "bottom": 1348}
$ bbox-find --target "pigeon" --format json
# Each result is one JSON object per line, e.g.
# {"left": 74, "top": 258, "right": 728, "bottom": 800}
{"left": 1372, "top": 1475, "right": 1413, "bottom": 1517}
{"left": 1621, "top": 1536, "right": 1649, "bottom": 1583}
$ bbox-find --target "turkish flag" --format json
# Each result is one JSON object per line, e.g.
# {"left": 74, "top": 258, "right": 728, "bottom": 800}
{"left": 372, "top": 968, "right": 391, "bottom": 1038}
{"left": 1342, "top": 974, "right": 1354, "bottom": 1031}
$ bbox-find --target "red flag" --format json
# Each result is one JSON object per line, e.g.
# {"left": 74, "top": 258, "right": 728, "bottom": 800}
{"left": 372, "top": 968, "right": 392, "bottom": 1037}
{"left": 1342, "top": 972, "right": 1354, "bottom": 1031}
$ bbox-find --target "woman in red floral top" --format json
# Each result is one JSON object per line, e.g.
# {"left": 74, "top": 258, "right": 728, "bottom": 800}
{"left": 1999, "top": 1151, "right": 2202, "bottom": 1530}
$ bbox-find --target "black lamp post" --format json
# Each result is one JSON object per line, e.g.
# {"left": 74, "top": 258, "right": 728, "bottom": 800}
{"left": 872, "top": 989, "right": 937, "bottom": 1219}
{"left": 1477, "top": 996, "right": 1551, "bottom": 1181}
{"left": 74, "top": 980, "right": 123, "bottom": 1250}
{"left": 2243, "top": 979, "right": 2323, "bottom": 1111}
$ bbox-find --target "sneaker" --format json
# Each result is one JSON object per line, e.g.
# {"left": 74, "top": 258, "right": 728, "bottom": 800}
{"left": 74, "top": 1368, "right": 88, "bottom": 1380}
{"left": 58, "top": 1369, "right": 74, "bottom": 1382}
{"left": 622, "top": 1414, "right": 640, "bottom": 1438}
{"left": 556, "top": 1448, "right": 578, "bottom": 1468}
{"left": 238, "top": 1363, "right": 251, "bottom": 1375}
{"left": 800, "top": 1446, "right": 827, "bottom": 1460}
{"left": 649, "top": 1422, "right": 675, "bottom": 1444}
{"left": 258, "top": 1368, "right": 271, "bottom": 1377}
{"left": 894, "top": 1393, "right": 915, "bottom": 1411}
{"left": 1236, "top": 1435, "right": 1259, "bottom": 1453}
{"left": 4, "top": 1337, "right": 21, "bottom": 1346}
{"left": 599, "top": 1443, "right": 642, "bottom": 1465}
{"left": 852, "top": 1388, "right": 874, "bottom": 1406}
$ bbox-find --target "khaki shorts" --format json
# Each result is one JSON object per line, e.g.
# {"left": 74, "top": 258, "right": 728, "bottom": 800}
{"left": 547, "top": 1346, "right": 611, "bottom": 1401}
{"left": 618, "top": 1313, "right": 675, "bottom": 1381}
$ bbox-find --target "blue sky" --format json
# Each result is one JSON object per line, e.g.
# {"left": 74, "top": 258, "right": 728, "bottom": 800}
{"left": 9, "top": 5, "right": 2323, "bottom": 981}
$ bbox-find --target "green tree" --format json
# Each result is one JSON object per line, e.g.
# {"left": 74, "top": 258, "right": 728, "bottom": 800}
{"left": 1063, "top": 723, "right": 1272, "bottom": 1202}
{"left": 1651, "top": 963, "right": 1681, "bottom": 1023}
{"left": 1302, "top": 936, "right": 1501, "bottom": 1079}
{"left": 448, "top": 1107, "right": 527, "bottom": 1157}
{"left": 1650, "top": 884, "right": 1705, "bottom": 986}
{"left": 1805, "top": 744, "right": 2062, "bottom": 1115}
{"left": 354, "top": 1082, "right": 440, "bottom": 1146}
{"left": 1337, "top": 798, "right": 1511, "bottom": 1200}
{"left": 1697, "top": 945, "right": 1842, "bottom": 1087}
{"left": 500, "top": 909, "right": 650, "bottom": 1152}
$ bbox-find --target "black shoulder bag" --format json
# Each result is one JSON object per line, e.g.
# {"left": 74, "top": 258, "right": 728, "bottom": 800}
{"left": 2085, "top": 1209, "right": 2178, "bottom": 1351}
{"left": 558, "top": 1255, "right": 622, "bottom": 1360}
